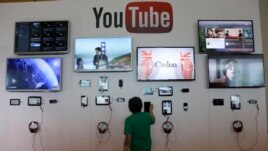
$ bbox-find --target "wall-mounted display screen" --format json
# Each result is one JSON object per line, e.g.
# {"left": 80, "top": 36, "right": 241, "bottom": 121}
{"left": 6, "top": 57, "right": 62, "bottom": 92}
{"left": 15, "top": 21, "right": 69, "bottom": 54}
{"left": 208, "top": 54, "right": 265, "bottom": 88}
{"left": 137, "top": 47, "right": 195, "bottom": 81}
{"left": 198, "top": 20, "right": 254, "bottom": 53}
{"left": 74, "top": 37, "right": 132, "bottom": 72}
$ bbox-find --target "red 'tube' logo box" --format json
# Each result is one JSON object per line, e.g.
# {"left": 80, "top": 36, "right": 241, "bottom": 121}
{"left": 125, "top": 2, "right": 173, "bottom": 33}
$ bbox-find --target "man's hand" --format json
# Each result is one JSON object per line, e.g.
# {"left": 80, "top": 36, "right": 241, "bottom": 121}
{"left": 123, "top": 135, "right": 131, "bottom": 151}
{"left": 180, "top": 52, "right": 193, "bottom": 79}
{"left": 140, "top": 58, "right": 154, "bottom": 79}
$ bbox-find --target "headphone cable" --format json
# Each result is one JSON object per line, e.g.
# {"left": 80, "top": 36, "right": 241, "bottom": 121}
{"left": 95, "top": 101, "right": 113, "bottom": 151}
{"left": 164, "top": 116, "right": 171, "bottom": 151}
{"left": 236, "top": 104, "right": 259, "bottom": 151}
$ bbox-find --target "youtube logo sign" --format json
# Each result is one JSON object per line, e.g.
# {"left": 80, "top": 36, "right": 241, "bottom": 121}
{"left": 125, "top": 2, "right": 173, "bottom": 33}
{"left": 93, "top": 2, "right": 173, "bottom": 33}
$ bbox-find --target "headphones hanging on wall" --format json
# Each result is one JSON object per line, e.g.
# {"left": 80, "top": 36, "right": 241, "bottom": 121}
{"left": 97, "top": 122, "right": 108, "bottom": 134}
{"left": 162, "top": 121, "right": 173, "bottom": 134}
{"left": 233, "top": 120, "right": 243, "bottom": 133}
{"left": 29, "top": 121, "right": 39, "bottom": 133}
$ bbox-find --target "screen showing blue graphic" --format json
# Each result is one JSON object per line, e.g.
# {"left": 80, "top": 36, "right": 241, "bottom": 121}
{"left": 6, "top": 57, "right": 62, "bottom": 92}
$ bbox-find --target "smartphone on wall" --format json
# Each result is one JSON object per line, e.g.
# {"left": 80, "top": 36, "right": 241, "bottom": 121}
{"left": 230, "top": 95, "right": 241, "bottom": 110}
{"left": 162, "top": 100, "right": 172, "bottom": 115}
{"left": 144, "top": 102, "right": 151, "bottom": 112}
{"left": 98, "top": 76, "right": 109, "bottom": 91}
{"left": 81, "top": 95, "right": 88, "bottom": 107}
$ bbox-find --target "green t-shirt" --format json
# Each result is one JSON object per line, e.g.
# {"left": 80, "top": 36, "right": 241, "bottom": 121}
{"left": 124, "top": 112, "right": 154, "bottom": 151}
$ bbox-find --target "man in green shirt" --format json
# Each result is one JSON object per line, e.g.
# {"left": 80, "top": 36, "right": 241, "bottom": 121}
{"left": 123, "top": 97, "right": 155, "bottom": 151}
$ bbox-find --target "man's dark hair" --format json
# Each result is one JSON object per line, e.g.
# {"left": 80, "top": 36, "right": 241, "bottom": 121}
{"left": 95, "top": 47, "right": 102, "bottom": 51}
{"left": 128, "top": 97, "right": 143, "bottom": 113}
{"left": 76, "top": 58, "right": 82, "bottom": 65}
{"left": 215, "top": 27, "right": 223, "bottom": 34}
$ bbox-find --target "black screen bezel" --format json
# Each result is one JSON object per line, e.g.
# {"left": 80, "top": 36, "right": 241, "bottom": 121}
{"left": 95, "top": 95, "right": 111, "bottom": 105}
{"left": 162, "top": 100, "right": 172, "bottom": 116}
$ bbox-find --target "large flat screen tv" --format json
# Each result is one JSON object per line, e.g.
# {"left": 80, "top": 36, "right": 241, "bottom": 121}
{"left": 198, "top": 20, "right": 254, "bottom": 53}
{"left": 208, "top": 54, "right": 265, "bottom": 88}
{"left": 6, "top": 57, "right": 62, "bottom": 92}
{"left": 14, "top": 21, "right": 69, "bottom": 54}
{"left": 137, "top": 47, "right": 195, "bottom": 81}
{"left": 74, "top": 37, "right": 132, "bottom": 72}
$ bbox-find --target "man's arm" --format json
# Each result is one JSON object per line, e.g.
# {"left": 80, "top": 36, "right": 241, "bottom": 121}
{"left": 150, "top": 104, "right": 155, "bottom": 124}
{"left": 93, "top": 55, "right": 98, "bottom": 65}
{"left": 123, "top": 135, "right": 131, "bottom": 151}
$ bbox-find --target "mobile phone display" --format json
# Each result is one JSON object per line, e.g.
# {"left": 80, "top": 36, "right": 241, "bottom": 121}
{"left": 81, "top": 95, "right": 88, "bottom": 107}
{"left": 158, "top": 86, "right": 173, "bottom": 96}
{"left": 96, "top": 95, "right": 110, "bottom": 105}
{"left": 162, "top": 100, "right": 172, "bottom": 115}
{"left": 144, "top": 102, "right": 151, "bottom": 112}
{"left": 98, "top": 77, "right": 108, "bottom": 91}
{"left": 230, "top": 95, "right": 241, "bottom": 110}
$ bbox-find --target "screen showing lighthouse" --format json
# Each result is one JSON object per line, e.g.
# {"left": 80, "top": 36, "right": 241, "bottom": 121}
{"left": 6, "top": 57, "right": 62, "bottom": 92}
{"left": 74, "top": 37, "right": 132, "bottom": 72}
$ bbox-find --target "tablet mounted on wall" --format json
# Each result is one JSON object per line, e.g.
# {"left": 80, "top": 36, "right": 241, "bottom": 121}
{"left": 95, "top": 95, "right": 110, "bottom": 105}
{"left": 162, "top": 100, "right": 172, "bottom": 115}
